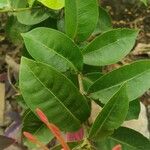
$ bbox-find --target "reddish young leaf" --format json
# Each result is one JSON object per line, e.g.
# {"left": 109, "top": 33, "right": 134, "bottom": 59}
{"left": 112, "top": 144, "right": 122, "bottom": 150}
{"left": 36, "top": 108, "right": 49, "bottom": 124}
{"left": 23, "top": 132, "right": 37, "bottom": 144}
{"left": 23, "top": 132, "right": 49, "bottom": 150}
{"left": 35, "top": 108, "right": 70, "bottom": 150}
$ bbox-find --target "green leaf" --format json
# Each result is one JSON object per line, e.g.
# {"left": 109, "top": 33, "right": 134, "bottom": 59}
{"left": 38, "top": 0, "right": 64, "bottom": 10}
{"left": 140, "top": 0, "right": 147, "bottom": 6}
{"left": 88, "top": 60, "right": 150, "bottom": 104}
{"left": 22, "top": 27, "right": 83, "bottom": 72}
{"left": 5, "top": 16, "right": 31, "bottom": 45}
{"left": 0, "top": 0, "right": 10, "bottom": 8}
{"left": 19, "top": 57, "right": 90, "bottom": 131}
{"left": 89, "top": 84, "right": 129, "bottom": 140}
{"left": 111, "top": 127, "right": 150, "bottom": 150}
{"left": 126, "top": 99, "right": 140, "bottom": 121}
{"left": 84, "top": 72, "right": 103, "bottom": 82}
{"left": 23, "top": 109, "right": 53, "bottom": 148}
{"left": 10, "top": 0, "right": 51, "bottom": 25}
{"left": 93, "top": 6, "right": 112, "bottom": 35}
{"left": 83, "top": 64, "right": 102, "bottom": 74}
{"left": 83, "top": 28, "right": 138, "bottom": 66}
{"left": 83, "top": 72, "right": 103, "bottom": 92}
{"left": 65, "top": 0, "right": 99, "bottom": 42}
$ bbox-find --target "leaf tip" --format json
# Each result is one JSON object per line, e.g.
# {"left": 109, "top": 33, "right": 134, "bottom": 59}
{"left": 112, "top": 144, "right": 122, "bottom": 150}
{"left": 23, "top": 132, "right": 37, "bottom": 143}
{"left": 36, "top": 108, "right": 49, "bottom": 124}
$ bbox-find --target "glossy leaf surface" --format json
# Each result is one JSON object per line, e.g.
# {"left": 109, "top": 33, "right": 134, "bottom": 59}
{"left": 20, "top": 57, "right": 90, "bottom": 131}
{"left": 89, "top": 84, "right": 129, "bottom": 140}
{"left": 65, "top": 0, "right": 99, "bottom": 42}
{"left": 88, "top": 60, "right": 150, "bottom": 103}
{"left": 83, "top": 29, "right": 138, "bottom": 66}
{"left": 22, "top": 27, "right": 83, "bottom": 72}
{"left": 38, "top": 0, "right": 64, "bottom": 10}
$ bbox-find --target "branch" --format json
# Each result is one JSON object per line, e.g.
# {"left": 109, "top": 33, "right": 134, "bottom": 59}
{"left": 0, "top": 6, "right": 41, "bottom": 13}
{"left": 78, "top": 73, "right": 85, "bottom": 95}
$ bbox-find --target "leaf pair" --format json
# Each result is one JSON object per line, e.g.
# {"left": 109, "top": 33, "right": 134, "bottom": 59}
{"left": 22, "top": 27, "right": 138, "bottom": 73}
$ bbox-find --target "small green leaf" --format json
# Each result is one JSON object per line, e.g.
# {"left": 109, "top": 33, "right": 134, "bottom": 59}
{"left": 10, "top": 0, "right": 51, "bottom": 25}
{"left": 0, "top": 0, "right": 10, "bottom": 8}
{"left": 19, "top": 57, "right": 90, "bottom": 131}
{"left": 93, "top": 6, "right": 112, "bottom": 35}
{"left": 83, "top": 28, "right": 138, "bottom": 66}
{"left": 65, "top": 0, "right": 99, "bottom": 42}
{"left": 38, "top": 0, "right": 64, "bottom": 10}
{"left": 23, "top": 109, "right": 53, "bottom": 148}
{"left": 22, "top": 27, "right": 83, "bottom": 72}
{"left": 5, "top": 16, "right": 31, "bottom": 45}
{"left": 89, "top": 84, "right": 129, "bottom": 140}
{"left": 111, "top": 127, "right": 150, "bottom": 150}
{"left": 88, "top": 60, "right": 150, "bottom": 103}
{"left": 126, "top": 99, "right": 140, "bottom": 121}
{"left": 140, "top": 0, "right": 147, "bottom": 6}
